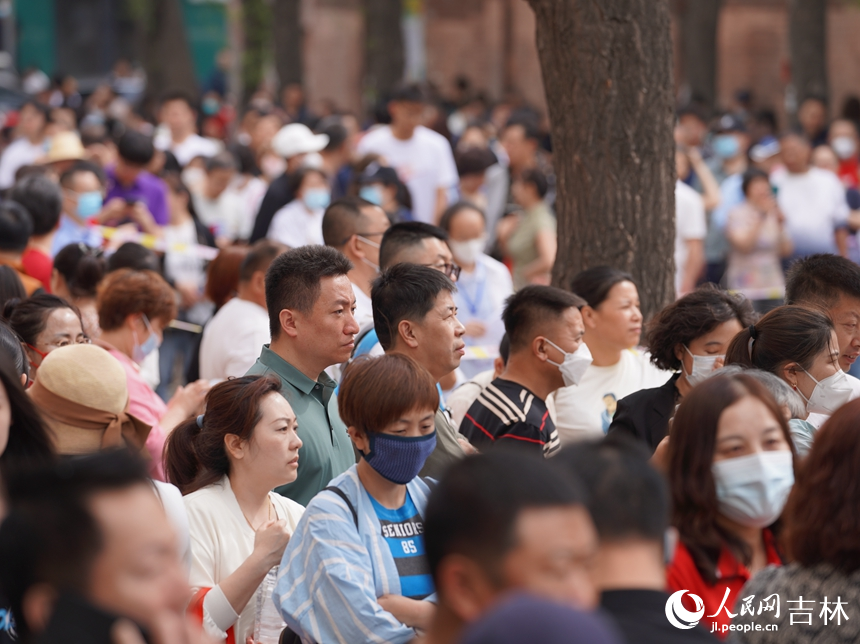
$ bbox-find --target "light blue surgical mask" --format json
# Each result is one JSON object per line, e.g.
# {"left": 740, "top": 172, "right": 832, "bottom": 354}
{"left": 713, "top": 134, "right": 741, "bottom": 160}
{"left": 359, "top": 185, "right": 384, "bottom": 206}
{"left": 76, "top": 191, "right": 103, "bottom": 220}
{"left": 303, "top": 188, "right": 331, "bottom": 212}
{"left": 712, "top": 451, "right": 794, "bottom": 528}
{"left": 132, "top": 315, "right": 161, "bottom": 364}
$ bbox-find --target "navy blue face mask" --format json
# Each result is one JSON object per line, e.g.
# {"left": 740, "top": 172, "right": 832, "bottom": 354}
{"left": 362, "top": 430, "right": 437, "bottom": 485}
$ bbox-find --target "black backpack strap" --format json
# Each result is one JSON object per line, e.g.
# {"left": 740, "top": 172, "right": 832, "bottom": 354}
{"left": 323, "top": 486, "right": 358, "bottom": 528}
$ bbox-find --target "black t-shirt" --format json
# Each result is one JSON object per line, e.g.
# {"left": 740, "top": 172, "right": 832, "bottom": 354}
{"left": 459, "top": 378, "right": 560, "bottom": 457}
{"left": 601, "top": 589, "right": 717, "bottom": 644}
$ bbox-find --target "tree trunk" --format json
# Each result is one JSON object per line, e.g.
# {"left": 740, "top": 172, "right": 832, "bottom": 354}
{"left": 272, "top": 0, "right": 303, "bottom": 88}
{"left": 528, "top": 0, "right": 676, "bottom": 322}
{"left": 789, "top": 0, "right": 828, "bottom": 104}
{"left": 679, "top": 0, "right": 722, "bottom": 111}
{"left": 364, "top": 0, "right": 404, "bottom": 106}
{"left": 243, "top": 0, "right": 272, "bottom": 99}
{"left": 141, "top": 0, "right": 197, "bottom": 111}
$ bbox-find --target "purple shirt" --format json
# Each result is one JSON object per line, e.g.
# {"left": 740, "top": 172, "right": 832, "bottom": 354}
{"left": 105, "top": 166, "right": 169, "bottom": 226}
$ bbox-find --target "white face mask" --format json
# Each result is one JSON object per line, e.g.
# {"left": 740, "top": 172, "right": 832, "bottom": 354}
{"left": 356, "top": 236, "right": 380, "bottom": 273}
{"left": 448, "top": 237, "right": 486, "bottom": 266}
{"left": 831, "top": 136, "right": 857, "bottom": 160}
{"left": 545, "top": 339, "right": 593, "bottom": 387}
{"left": 797, "top": 368, "right": 854, "bottom": 415}
{"left": 712, "top": 451, "right": 794, "bottom": 529}
{"left": 683, "top": 346, "right": 723, "bottom": 386}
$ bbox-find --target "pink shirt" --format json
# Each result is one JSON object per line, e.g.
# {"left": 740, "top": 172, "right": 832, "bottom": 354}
{"left": 98, "top": 343, "right": 168, "bottom": 480}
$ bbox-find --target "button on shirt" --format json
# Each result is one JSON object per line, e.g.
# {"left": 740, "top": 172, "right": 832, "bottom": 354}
{"left": 246, "top": 345, "right": 355, "bottom": 506}
{"left": 105, "top": 166, "right": 170, "bottom": 226}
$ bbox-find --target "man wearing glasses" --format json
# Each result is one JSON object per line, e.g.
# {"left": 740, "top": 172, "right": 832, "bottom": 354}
{"left": 352, "top": 221, "right": 461, "bottom": 360}
{"left": 322, "top": 197, "right": 391, "bottom": 329}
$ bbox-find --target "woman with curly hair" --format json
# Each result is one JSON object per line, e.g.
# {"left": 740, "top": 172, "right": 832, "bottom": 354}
{"left": 608, "top": 284, "right": 756, "bottom": 452}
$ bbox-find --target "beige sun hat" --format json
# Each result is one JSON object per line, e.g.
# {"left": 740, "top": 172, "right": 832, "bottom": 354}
{"left": 28, "top": 344, "right": 151, "bottom": 455}
{"left": 45, "top": 131, "right": 87, "bottom": 164}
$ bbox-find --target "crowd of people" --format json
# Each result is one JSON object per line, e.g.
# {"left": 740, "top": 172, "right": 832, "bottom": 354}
{"left": 0, "top": 71, "right": 859, "bottom": 644}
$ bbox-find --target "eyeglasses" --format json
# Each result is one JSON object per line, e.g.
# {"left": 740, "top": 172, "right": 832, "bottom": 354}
{"left": 423, "top": 262, "right": 461, "bottom": 281}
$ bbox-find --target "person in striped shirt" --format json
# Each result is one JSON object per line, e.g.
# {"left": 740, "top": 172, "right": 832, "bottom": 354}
{"left": 460, "top": 285, "right": 590, "bottom": 457}
{"left": 274, "top": 354, "right": 441, "bottom": 644}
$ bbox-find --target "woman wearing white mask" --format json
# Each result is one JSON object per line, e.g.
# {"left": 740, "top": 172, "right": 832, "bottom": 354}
{"left": 267, "top": 167, "right": 330, "bottom": 248}
{"left": 667, "top": 372, "right": 796, "bottom": 638}
{"left": 439, "top": 202, "right": 513, "bottom": 350}
{"left": 725, "top": 305, "right": 853, "bottom": 456}
{"left": 608, "top": 285, "right": 755, "bottom": 453}
{"left": 95, "top": 269, "right": 210, "bottom": 480}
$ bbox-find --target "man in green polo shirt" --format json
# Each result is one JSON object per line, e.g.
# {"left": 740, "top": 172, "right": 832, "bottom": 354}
{"left": 246, "top": 245, "right": 359, "bottom": 505}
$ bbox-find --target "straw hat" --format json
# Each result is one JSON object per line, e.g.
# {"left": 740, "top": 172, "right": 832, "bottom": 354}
{"left": 45, "top": 131, "right": 87, "bottom": 164}
{"left": 31, "top": 344, "right": 150, "bottom": 455}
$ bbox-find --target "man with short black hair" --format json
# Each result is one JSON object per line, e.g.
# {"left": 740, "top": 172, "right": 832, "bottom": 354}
{"left": 371, "top": 263, "right": 467, "bottom": 476}
{"left": 322, "top": 197, "right": 390, "bottom": 328}
{"left": 786, "top": 253, "right": 860, "bottom": 391}
{"left": 53, "top": 160, "right": 106, "bottom": 254}
{"left": 246, "top": 245, "right": 358, "bottom": 504}
{"left": 103, "top": 130, "right": 168, "bottom": 229}
{"left": 156, "top": 91, "right": 220, "bottom": 166}
{"left": 460, "top": 286, "right": 588, "bottom": 457}
{"left": 200, "top": 240, "right": 286, "bottom": 380}
{"left": 0, "top": 451, "right": 191, "bottom": 644}
{"left": 9, "top": 175, "right": 62, "bottom": 291}
{"left": 357, "top": 83, "right": 458, "bottom": 224}
{"left": 0, "top": 199, "right": 39, "bottom": 294}
{"left": 554, "top": 436, "right": 716, "bottom": 643}
{"left": 421, "top": 450, "right": 599, "bottom": 644}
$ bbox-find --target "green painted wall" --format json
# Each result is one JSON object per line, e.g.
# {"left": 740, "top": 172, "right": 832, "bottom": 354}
{"left": 180, "top": 0, "right": 227, "bottom": 83}
{"left": 14, "top": 0, "right": 56, "bottom": 74}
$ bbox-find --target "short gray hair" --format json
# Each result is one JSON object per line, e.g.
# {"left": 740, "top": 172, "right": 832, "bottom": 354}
{"left": 715, "top": 365, "right": 806, "bottom": 419}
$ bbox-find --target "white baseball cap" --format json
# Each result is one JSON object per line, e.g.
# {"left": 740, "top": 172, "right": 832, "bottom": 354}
{"left": 271, "top": 123, "right": 329, "bottom": 159}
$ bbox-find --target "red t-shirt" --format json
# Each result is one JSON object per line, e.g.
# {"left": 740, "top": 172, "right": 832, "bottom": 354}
{"left": 838, "top": 158, "right": 860, "bottom": 189}
{"left": 21, "top": 247, "right": 52, "bottom": 292}
{"left": 667, "top": 529, "right": 782, "bottom": 639}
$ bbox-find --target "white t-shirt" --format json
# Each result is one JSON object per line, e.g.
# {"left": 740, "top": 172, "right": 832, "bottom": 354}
{"left": 454, "top": 254, "right": 514, "bottom": 351}
{"left": 268, "top": 199, "right": 325, "bottom": 248}
{"left": 0, "top": 137, "right": 46, "bottom": 189}
{"left": 357, "top": 125, "right": 458, "bottom": 224}
{"left": 157, "top": 133, "right": 221, "bottom": 167}
{"left": 773, "top": 167, "right": 848, "bottom": 257}
{"left": 352, "top": 281, "right": 374, "bottom": 330}
{"left": 675, "top": 180, "right": 707, "bottom": 295}
{"left": 551, "top": 348, "right": 670, "bottom": 444}
{"left": 199, "top": 298, "right": 270, "bottom": 380}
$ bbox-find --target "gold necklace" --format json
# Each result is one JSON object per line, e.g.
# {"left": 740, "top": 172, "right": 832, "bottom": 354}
{"left": 241, "top": 496, "right": 274, "bottom": 531}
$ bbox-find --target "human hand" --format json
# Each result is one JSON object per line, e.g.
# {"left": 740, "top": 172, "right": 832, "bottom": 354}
{"left": 253, "top": 519, "right": 291, "bottom": 570}
{"left": 98, "top": 197, "right": 129, "bottom": 224}
{"left": 377, "top": 595, "right": 435, "bottom": 630}
{"left": 169, "top": 380, "right": 211, "bottom": 418}
{"left": 464, "top": 320, "right": 486, "bottom": 338}
{"left": 457, "top": 436, "right": 477, "bottom": 455}
{"left": 175, "top": 281, "right": 201, "bottom": 309}
{"left": 129, "top": 202, "right": 159, "bottom": 234}
{"left": 650, "top": 436, "right": 670, "bottom": 474}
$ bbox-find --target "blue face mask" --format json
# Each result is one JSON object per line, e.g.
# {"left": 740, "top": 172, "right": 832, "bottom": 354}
{"left": 359, "top": 185, "right": 384, "bottom": 206}
{"left": 202, "top": 97, "right": 220, "bottom": 116}
{"left": 303, "top": 188, "right": 331, "bottom": 212}
{"left": 713, "top": 134, "right": 741, "bottom": 160}
{"left": 77, "top": 191, "right": 103, "bottom": 220}
{"left": 363, "top": 430, "right": 437, "bottom": 485}
{"left": 132, "top": 315, "right": 160, "bottom": 364}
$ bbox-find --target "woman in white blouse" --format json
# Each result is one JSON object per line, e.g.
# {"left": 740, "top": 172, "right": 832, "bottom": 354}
{"left": 165, "top": 375, "right": 304, "bottom": 644}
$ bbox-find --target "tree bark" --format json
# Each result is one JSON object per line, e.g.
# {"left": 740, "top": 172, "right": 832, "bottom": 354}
{"left": 528, "top": 0, "right": 676, "bottom": 322}
{"left": 679, "top": 0, "right": 722, "bottom": 111}
{"left": 243, "top": 0, "right": 271, "bottom": 99}
{"left": 364, "top": 0, "right": 405, "bottom": 106}
{"left": 272, "top": 0, "right": 303, "bottom": 87}
{"left": 789, "top": 0, "right": 828, "bottom": 104}
{"left": 141, "top": 0, "right": 197, "bottom": 108}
